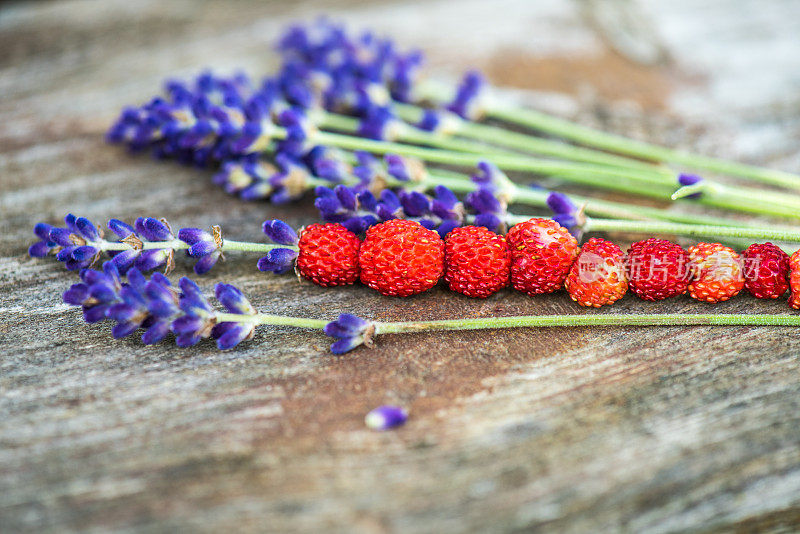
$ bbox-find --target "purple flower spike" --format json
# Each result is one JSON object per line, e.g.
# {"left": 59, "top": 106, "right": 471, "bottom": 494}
{"left": 447, "top": 70, "right": 486, "bottom": 120}
{"left": 547, "top": 192, "right": 582, "bottom": 238}
{"left": 135, "top": 217, "right": 174, "bottom": 242}
{"left": 324, "top": 313, "right": 375, "bottom": 354}
{"left": 306, "top": 146, "right": 351, "bottom": 182}
{"left": 211, "top": 282, "right": 257, "bottom": 349}
{"left": 262, "top": 219, "right": 299, "bottom": 245}
{"left": 678, "top": 173, "right": 703, "bottom": 187}
{"left": 358, "top": 106, "right": 400, "bottom": 141}
{"left": 173, "top": 277, "right": 217, "bottom": 347}
{"left": 64, "top": 261, "right": 123, "bottom": 324}
{"left": 385, "top": 153, "right": 425, "bottom": 183}
{"left": 677, "top": 173, "right": 705, "bottom": 199}
{"left": 365, "top": 405, "right": 408, "bottom": 430}
{"left": 178, "top": 227, "right": 223, "bottom": 275}
{"left": 28, "top": 223, "right": 56, "bottom": 258}
{"left": 214, "top": 283, "right": 257, "bottom": 316}
{"left": 256, "top": 248, "right": 299, "bottom": 274}
{"left": 211, "top": 321, "right": 255, "bottom": 351}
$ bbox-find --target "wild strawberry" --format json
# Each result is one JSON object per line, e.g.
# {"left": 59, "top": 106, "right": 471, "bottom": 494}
{"left": 296, "top": 223, "right": 361, "bottom": 287}
{"left": 565, "top": 238, "right": 627, "bottom": 307}
{"left": 788, "top": 250, "right": 800, "bottom": 309}
{"left": 359, "top": 219, "right": 445, "bottom": 297}
{"left": 686, "top": 243, "right": 744, "bottom": 303}
{"left": 505, "top": 218, "right": 578, "bottom": 295}
{"left": 742, "top": 242, "right": 789, "bottom": 299}
{"left": 444, "top": 226, "right": 510, "bottom": 298}
{"left": 626, "top": 238, "right": 689, "bottom": 301}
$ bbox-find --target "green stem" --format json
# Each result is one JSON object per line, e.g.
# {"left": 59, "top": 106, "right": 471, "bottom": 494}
{"left": 392, "top": 102, "right": 663, "bottom": 173}
{"left": 222, "top": 240, "right": 298, "bottom": 253}
{"left": 583, "top": 217, "right": 800, "bottom": 242}
{"left": 215, "top": 313, "right": 328, "bottom": 329}
{"left": 486, "top": 103, "right": 800, "bottom": 190}
{"left": 100, "top": 240, "right": 294, "bottom": 254}
{"left": 374, "top": 313, "right": 800, "bottom": 335}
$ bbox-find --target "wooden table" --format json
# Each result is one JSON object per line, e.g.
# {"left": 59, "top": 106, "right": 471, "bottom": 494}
{"left": 2, "top": 1, "right": 799, "bottom": 531}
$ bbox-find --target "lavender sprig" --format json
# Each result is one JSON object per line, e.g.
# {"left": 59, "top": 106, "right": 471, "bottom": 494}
{"left": 64, "top": 262, "right": 328, "bottom": 350}
{"left": 29, "top": 214, "right": 296, "bottom": 275}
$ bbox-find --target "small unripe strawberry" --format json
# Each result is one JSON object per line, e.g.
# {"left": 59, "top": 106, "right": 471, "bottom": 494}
{"left": 687, "top": 243, "right": 744, "bottom": 303}
{"left": 789, "top": 250, "right": 800, "bottom": 309}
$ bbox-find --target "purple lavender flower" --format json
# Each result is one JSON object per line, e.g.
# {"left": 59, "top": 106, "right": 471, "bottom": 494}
{"left": 352, "top": 151, "right": 388, "bottom": 189}
{"left": 275, "top": 108, "right": 314, "bottom": 157}
{"left": 415, "top": 109, "right": 461, "bottom": 135}
{"left": 547, "top": 192, "right": 583, "bottom": 238}
{"left": 385, "top": 153, "right": 426, "bottom": 183}
{"left": 178, "top": 226, "right": 223, "bottom": 275}
{"left": 358, "top": 106, "right": 401, "bottom": 141}
{"left": 257, "top": 219, "right": 300, "bottom": 274}
{"left": 62, "top": 261, "right": 123, "bottom": 324}
{"left": 61, "top": 262, "right": 266, "bottom": 350}
{"left": 306, "top": 145, "right": 352, "bottom": 182}
{"left": 269, "top": 152, "right": 314, "bottom": 204}
{"left": 134, "top": 217, "right": 176, "bottom": 273}
{"left": 465, "top": 189, "right": 507, "bottom": 233}
{"left": 47, "top": 214, "right": 104, "bottom": 270}
{"left": 216, "top": 157, "right": 278, "bottom": 201}
{"left": 211, "top": 283, "right": 258, "bottom": 350}
{"left": 316, "top": 184, "right": 463, "bottom": 237}
{"left": 28, "top": 222, "right": 56, "bottom": 258}
{"left": 447, "top": 70, "right": 486, "bottom": 120}
{"left": 388, "top": 49, "right": 423, "bottom": 102}
{"left": 172, "top": 277, "right": 217, "bottom": 347}
{"left": 472, "top": 161, "right": 516, "bottom": 202}
{"left": 107, "top": 268, "right": 177, "bottom": 343}
{"left": 31, "top": 215, "right": 234, "bottom": 276}
{"left": 365, "top": 405, "right": 408, "bottom": 430}
{"left": 324, "top": 313, "right": 375, "bottom": 354}
{"left": 315, "top": 185, "right": 381, "bottom": 234}
{"left": 677, "top": 173, "right": 705, "bottom": 199}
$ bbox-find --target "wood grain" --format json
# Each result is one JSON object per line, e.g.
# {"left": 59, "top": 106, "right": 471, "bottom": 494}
{"left": 1, "top": 0, "right": 800, "bottom": 532}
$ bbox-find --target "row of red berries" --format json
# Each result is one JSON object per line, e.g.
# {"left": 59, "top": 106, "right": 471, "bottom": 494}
{"left": 293, "top": 218, "right": 800, "bottom": 308}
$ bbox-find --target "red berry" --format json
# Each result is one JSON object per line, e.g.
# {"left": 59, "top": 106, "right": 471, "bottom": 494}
{"left": 742, "top": 242, "right": 789, "bottom": 299}
{"left": 626, "top": 238, "right": 689, "bottom": 301}
{"left": 444, "top": 226, "right": 510, "bottom": 298}
{"left": 359, "top": 219, "right": 445, "bottom": 297}
{"left": 565, "top": 238, "right": 627, "bottom": 307}
{"left": 506, "top": 218, "right": 578, "bottom": 295}
{"left": 297, "top": 223, "right": 361, "bottom": 287}
{"left": 686, "top": 243, "right": 744, "bottom": 303}
{"left": 789, "top": 250, "right": 800, "bottom": 309}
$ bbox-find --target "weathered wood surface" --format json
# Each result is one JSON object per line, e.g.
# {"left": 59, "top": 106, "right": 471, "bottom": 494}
{"left": 2, "top": 1, "right": 800, "bottom": 532}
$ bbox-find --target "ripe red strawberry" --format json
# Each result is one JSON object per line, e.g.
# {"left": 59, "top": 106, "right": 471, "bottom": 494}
{"left": 626, "top": 238, "right": 689, "bottom": 301}
{"left": 444, "top": 226, "right": 510, "bottom": 298}
{"left": 565, "top": 238, "right": 627, "bottom": 307}
{"left": 788, "top": 250, "right": 800, "bottom": 309}
{"left": 742, "top": 242, "right": 789, "bottom": 299}
{"left": 359, "top": 219, "right": 445, "bottom": 297}
{"left": 296, "top": 223, "right": 361, "bottom": 287}
{"left": 505, "top": 218, "right": 578, "bottom": 295}
{"left": 686, "top": 243, "right": 744, "bottom": 303}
